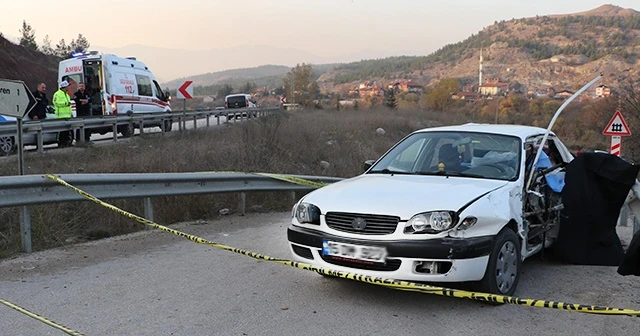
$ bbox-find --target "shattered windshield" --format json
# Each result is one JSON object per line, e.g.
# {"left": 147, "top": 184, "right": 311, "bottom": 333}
{"left": 368, "top": 131, "right": 522, "bottom": 181}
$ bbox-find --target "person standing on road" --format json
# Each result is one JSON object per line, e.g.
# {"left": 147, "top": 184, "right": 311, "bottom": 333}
{"left": 73, "top": 82, "right": 93, "bottom": 144}
{"left": 53, "top": 80, "right": 74, "bottom": 147}
{"left": 29, "top": 83, "right": 49, "bottom": 120}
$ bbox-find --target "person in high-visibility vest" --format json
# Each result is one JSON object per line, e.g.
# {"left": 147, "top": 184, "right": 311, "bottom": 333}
{"left": 52, "top": 80, "right": 74, "bottom": 147}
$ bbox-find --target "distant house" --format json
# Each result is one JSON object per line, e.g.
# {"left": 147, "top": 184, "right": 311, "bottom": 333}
{"left": 388, "top": 80, "right": 424, "bottom": 93}
{"left": 399, "top": 80, "right": 425, "bottom": 93}
{"left": 528, "top": 87, "right": 555, "bottom": 99}
{"left": 453, "top": 91, "right": 481, "bottom": 102}
{"left": 554, "top": 90, "right": 574, "bottom": 100}
{"left": 358, "top": 81, "right": 384, "bottom": 98}
{"left": 479, "top": 83, "right": 501, "bottom": 96}
{"left": 478, "top": 78, "right": 510, "bottom": 96}
{"left": 595, "top": 85, "right": 611, "bottom": 98}
{"left": 339, "top": 99, "right": 357, "bottom": 107}
{"left": 348, "top": 88, "right": 360, "bottom": 97}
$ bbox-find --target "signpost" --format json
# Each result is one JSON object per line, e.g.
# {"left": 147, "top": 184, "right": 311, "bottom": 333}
{"left": 602, "top": 109, "right": 631, "bottom": 156}
{"left": 0, "top": 78, "right": 37, "bottom": 174}
{"left": 0, "top": 78, "right": 37, "bottom": 253}
{"left": 176, "top": 81, "right": 193, "bottom": 131}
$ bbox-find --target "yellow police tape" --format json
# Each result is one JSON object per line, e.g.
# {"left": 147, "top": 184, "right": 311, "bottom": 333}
{"left": 255, "top": 172, "right": 329, "bottom": 189}
{"left": 0, "top": 298, "right": 85, "bottom": 336}
{"left": 43, "top": 173, "right": 640, "bottom": 318}
{"left": 206, "top": 171, "right": 332, "bottom": 189}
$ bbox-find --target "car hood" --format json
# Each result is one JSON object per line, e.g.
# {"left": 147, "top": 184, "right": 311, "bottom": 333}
{"left": 304, "top": 174, "right": 510, "bottom": 219}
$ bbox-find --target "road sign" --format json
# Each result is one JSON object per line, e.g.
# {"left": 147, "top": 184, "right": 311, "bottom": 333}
{"left": 0, "top": 79, "right": 36, "bottom": 118}
{"left": 610, "top": 136, "right": 622, "bottom": 156}
{"left": 176, "top": 80, "right": 193, "bottom": 99}
{"left": 280, "top": 95, "right": 286, "bottom": 104}
{"left": 603, "top": 110, "right": 631, "bottom": 136}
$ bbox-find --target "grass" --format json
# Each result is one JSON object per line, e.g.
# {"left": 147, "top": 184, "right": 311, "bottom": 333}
{"left": 0, "top": 107, "right": 475, "bottom": 259}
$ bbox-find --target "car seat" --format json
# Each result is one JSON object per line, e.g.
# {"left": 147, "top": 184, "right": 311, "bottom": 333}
{"left": 438, "top": 144, "right": 461, "bottom": 170}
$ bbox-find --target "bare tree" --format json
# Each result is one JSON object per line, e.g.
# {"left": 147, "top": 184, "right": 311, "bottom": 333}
{"left": 619, "top": 76, "right": 640, "bottom": 117}
{"left": 616, "top": 75, "right": 640, "bottom": 161}
{"left": 283, "top": 63, "right": 319, "bottom": 107}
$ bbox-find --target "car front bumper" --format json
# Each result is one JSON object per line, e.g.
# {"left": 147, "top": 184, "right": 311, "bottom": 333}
{"left": 287, "top": 225, "right": 494, "bottom": 282}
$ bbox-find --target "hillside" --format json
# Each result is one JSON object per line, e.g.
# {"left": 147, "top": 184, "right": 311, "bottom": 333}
{"left": 164, "top": 63, "right": 339, "bottom": 96}
{"left": 162, "top": 65, "right": 293, "bottom": 88}
{"left": 0, "top": 36, "right": 60, "bottom": 94}
{"left": 317, "top": 4, "right": 640, "bottom": 92}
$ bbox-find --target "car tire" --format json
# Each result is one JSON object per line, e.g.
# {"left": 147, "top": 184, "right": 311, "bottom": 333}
{"left": 0, "top": 136, "right": 16, "bottom": 156}
{"left": 477, "top": 227, "right": 521, "bottom": 297}
{"left": 163, "top": 119, "right": 173, "bottom": 132}
{"left": 119, "top": 124, "right": 134, "bottom": 138}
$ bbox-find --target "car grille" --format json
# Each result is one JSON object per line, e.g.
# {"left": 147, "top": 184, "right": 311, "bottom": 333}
{"left": 321, "top": 255, "right": 401, "bottom": 272}
{"left": 325, "top": 212, "right": 400, "bottom": 235}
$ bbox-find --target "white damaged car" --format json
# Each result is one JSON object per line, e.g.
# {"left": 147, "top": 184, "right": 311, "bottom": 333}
{"left": 288, "top": 123, "right": 573, "bottom": 295}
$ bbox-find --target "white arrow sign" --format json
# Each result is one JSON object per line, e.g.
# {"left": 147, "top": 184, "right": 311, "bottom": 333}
{"left": 0, "top": 78, "right": 37, "bottom": 118}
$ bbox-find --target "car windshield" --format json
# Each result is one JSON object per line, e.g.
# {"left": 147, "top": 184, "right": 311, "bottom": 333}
{"left": 368, "top": 131, "right": 522, "bottom": 181}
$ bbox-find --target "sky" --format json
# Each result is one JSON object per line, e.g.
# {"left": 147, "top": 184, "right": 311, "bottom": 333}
{"left": 2, "top": 1, "right": 639, "bottom": 80}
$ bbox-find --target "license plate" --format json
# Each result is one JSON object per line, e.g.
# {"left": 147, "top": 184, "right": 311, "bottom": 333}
{"left": 322, "top": 240, "right": 387, "bottom": 263}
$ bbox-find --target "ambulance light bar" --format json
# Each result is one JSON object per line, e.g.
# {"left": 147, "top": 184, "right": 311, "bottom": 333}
{"left": 71, "top": 50, "right": 99, "bottom": 58}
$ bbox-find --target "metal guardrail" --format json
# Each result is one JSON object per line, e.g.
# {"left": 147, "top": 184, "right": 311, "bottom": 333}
{"left": 1, "top": 172, "right": 343, "bottom": 253}
{"left": 0, "top": 107, "right": 281, "bottom": 152}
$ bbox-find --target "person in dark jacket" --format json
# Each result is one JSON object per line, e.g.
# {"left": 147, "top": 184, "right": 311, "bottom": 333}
{"left": 29, "top": 83, "right": 49, "bottom": 120}
{"left": 73, "top": 82, "right": 93, "bottom": 143}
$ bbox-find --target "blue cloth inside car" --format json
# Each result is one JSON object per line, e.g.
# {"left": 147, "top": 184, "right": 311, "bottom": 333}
{"left": 529, "top": 150, "right": 565, "bottom": 193}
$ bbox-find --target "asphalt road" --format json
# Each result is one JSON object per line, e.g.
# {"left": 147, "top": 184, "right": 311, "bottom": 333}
{"left": 1, "top": 212, "right": 639, "bottom": 336}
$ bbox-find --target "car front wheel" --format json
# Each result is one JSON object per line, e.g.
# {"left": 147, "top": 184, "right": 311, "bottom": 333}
{"left": 0, "top": 136, "right": 16, "bottom": 156}
{"left": 478, "top": 227, "right": 521, "bottom": 297}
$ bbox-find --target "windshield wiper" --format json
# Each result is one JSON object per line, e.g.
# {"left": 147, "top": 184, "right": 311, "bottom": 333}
{"left": 415, "top": 170, "right": 485, "bottom": 178}
{"left": 368, "top": 169, "right": 413, "bottom": 175}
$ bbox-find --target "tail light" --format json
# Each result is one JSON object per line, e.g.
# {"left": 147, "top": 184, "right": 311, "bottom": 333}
{"left": 109, "top": 94, "right": 118, "bottom": 115}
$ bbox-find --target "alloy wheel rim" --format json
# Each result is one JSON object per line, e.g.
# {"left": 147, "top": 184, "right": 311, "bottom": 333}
{"left": 0, "top": 137, "right": 12, "bottom": 154}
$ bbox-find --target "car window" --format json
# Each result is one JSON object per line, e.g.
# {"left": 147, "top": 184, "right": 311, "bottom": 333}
{"left": 135, "top": 75, "right": 153, "bottom": 96}
{"left": 387, "top": 138, "right": 427, "bottom": 172}
{"left": 152, "top": 80, "right": 165, "bottom": 100}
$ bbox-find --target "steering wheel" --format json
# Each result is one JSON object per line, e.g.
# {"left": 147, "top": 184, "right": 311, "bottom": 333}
{"left": 477, "top": 163, "right": 509, "bottom": 175}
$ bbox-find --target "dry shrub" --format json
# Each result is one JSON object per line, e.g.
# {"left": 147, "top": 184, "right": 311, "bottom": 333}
{"left": 0, "top": 107, "right": 465, "bottom": 258}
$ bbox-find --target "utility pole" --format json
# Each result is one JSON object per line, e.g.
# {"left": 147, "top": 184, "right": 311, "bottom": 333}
{"left": 291, "top": 68, "right": 296, "bottom": 105}
{"left": 495, "top": 95, "right": 501, "bottom": 124}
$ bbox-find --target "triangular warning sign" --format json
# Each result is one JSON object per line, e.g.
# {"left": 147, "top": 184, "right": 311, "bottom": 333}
{"left": 603, "top": 110, "right": 631, "bottom": 136}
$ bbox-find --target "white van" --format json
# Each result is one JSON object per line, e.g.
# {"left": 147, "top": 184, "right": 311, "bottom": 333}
{"left": 58, "top": 51, "right": 172, "bottom": 137}
{"left": 225, "top": 93, "right": 257, "bottom": 109}
{"left": 225, "top": 93, "right": 257, "bottom": 120}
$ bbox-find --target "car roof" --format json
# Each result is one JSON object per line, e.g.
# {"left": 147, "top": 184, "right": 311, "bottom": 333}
{"left": 414, "top": 123, "right": 554, "bottom": 140}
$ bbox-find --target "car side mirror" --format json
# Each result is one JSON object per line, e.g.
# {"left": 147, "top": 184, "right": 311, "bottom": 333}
{"left": 363, "top": 159, "right": 376, "bottom": 172}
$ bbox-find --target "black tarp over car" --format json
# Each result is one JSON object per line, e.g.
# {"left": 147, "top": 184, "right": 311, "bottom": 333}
{"left": 553, "top": 152, "right": 640, "bottom": 266}
{"left": 618, "top": 229, "right": 640, "bottom": 276}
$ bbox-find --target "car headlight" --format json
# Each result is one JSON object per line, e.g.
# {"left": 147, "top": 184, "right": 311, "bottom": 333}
{"left": 405, "top": 211, "right": 457, "bottom": 234}
{"left": 293, "top": 202, "right": 321, "bottom": 225}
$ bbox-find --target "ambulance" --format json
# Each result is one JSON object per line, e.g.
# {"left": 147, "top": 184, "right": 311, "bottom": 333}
{"left": 58, "top": 51, "right": 172, "bottom": 137}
